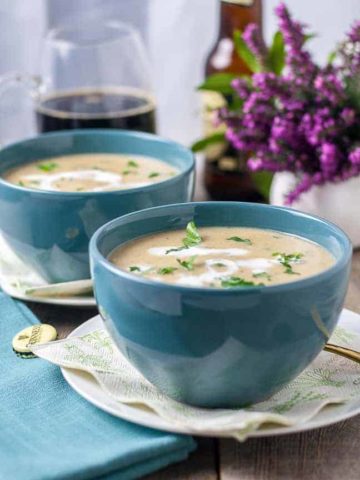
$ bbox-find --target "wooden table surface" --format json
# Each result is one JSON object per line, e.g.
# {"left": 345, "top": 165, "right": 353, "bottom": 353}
{"left": 26, "top": 250, "right": 360, "bottom": 480}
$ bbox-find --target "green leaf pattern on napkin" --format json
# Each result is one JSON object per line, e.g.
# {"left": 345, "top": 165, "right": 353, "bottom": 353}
{"left": 31, "top": 322, "right": 360, "bottom": 441}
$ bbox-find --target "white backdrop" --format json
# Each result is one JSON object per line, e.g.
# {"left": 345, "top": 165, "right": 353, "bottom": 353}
{"left": 1, "top": 0, "right": 360, "bottom": 146}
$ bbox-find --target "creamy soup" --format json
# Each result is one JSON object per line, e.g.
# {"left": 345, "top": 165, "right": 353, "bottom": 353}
{"left": 109, "top": 222, "right": 335, "bottom": 288}
{"left": 4, "top": 153, "right": 178, "bottom": 192}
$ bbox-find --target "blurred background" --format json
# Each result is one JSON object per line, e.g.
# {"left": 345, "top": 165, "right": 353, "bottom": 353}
{"left": 1, "top": 0, "right": 360, "bottom": 147}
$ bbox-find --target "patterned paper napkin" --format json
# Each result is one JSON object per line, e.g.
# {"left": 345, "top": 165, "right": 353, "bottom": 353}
{"left": 31, "top": 319, "right": 360, "bottom": 441}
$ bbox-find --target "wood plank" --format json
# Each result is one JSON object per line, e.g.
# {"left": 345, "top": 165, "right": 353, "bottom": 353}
{"left": 144, "top": 438, "right": 218, "bottom": 480}
{"left": 219, "top": 251, "right": 360, "bottom": 480}
{"left": 220, "top": 416, "right": 360, "bottom": 480}
{"left": 25, "top": 302, "right": 98, "bottom": 338}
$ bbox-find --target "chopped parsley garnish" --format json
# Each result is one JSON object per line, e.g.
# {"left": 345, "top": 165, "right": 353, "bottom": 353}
{"left": 129, "top": 266, "right": 141, "bottom": 272}
{"left": 165, "top": 246, "right": 188, "bottom": 254}
{"left": 127, "top": 160, "right": 139, "bottom": 168}
{"left": 122, "top": 169, "right": 135, "bottom": 175}
{"left": 17, "top": 180, "right": 25, "bottom": 186}
{"left": 253, "top": 272, "right": 272, "bottom": 281}
{"left": 37, "top": 162, "right": 58, "bottom": 172}
{"left": 272, "top": 252, "right": 303, "bottom": 275}
{"left": 165, "top": 221, "right": 202, "bottom": 254}
{"left": 221, "top": 276, "right": 264, "bottom": 288}
{"left": 148, "top": 172, "right": 160, "bottom": 178}
{"left": 227, "top": 236, "right": 252, "bottom": 245}
{"left": 157, "top": 266, "right": 178, "bottom": 275}
{"left": 182, "top": 221, "right": 202, "bottom": 248}
{"left": 177, "top": 255, "right": 197, "bottom": 271}
{"left": 214, "top": 262, "right": 226, "bottom": 267}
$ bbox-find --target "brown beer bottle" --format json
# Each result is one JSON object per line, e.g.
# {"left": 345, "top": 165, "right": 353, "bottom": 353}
{"left": 203, "top": 0, "right": 264, "bottom": 201}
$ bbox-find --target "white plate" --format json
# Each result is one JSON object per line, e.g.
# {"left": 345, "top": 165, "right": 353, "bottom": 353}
{"left": 0, "top": 234, "right": 96, "bottom": 307}
{"left": 61, "top": 309, "right": 360, "bottom": 438}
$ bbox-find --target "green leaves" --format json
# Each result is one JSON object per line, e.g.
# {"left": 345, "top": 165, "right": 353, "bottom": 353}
{"left": 191, "top": 132, "right": 226, "bottom": 153}
{"left": 129, "top": 266, "right": 141, "bottom": 272}
{"left": 327, "top": 50, "right": 337, "bottom": 65}
{"left": 268, "top": 31, "right": 285, "bottom": 75}
{"left": 165, "top": 221, "right": 202, "bottom": 254}
{"left": 234, "top": 30, "right": 262, "bottom": 73}
{"left": 127, "top": 160, "right": 139, "bottom": 168}
{"left": 221, "top": 276, "right": 264, "bottom": 288}
{"left": 198, "top": 73, "right": 238, "bottom": 95}
{"left": 253, "top": 271, "right": 272, "bottom": 281}
{"left": 177, "top": 255, "right": 197, "bottom": 271}
{"left": 227, "top": 236, "right": 252, "bottom": 245}
{"left": 157, "top": 267, "right": 178, "bottom": 275}
{"left": 37, "top": 162, "right": 58, "bottom": 172}
{"left": 272, "top": 252, "right": 303, "bottom": 275}
{"left": 250, "top": 171, "right": 274, "bottom": 201}
{"left": 148, "top": 172, "right": 160, "bottom": 178}
{"left": 182, "top": 221, "right": 202, "bottom": 248}
{"left": 345, "top": 76, "right": 360, "bottom": 112}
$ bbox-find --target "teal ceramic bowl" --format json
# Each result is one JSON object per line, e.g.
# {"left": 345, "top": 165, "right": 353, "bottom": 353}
{"left": 0, "top": 130, "right": 194, "bottom": 283}
{"left": 90, "top": 202, "right": 352, "bottom": 408}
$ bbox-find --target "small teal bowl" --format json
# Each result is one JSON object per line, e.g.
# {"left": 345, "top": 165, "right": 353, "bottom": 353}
{"left": 0, "top": 130, "right": 194, "bottom": 283}
{"left": 90, "top": 202, "right": 352, "bottom": 408}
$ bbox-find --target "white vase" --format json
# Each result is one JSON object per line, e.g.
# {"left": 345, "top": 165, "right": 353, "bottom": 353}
{"left": 270, "top": 172, "right": 360, "bottom": 248}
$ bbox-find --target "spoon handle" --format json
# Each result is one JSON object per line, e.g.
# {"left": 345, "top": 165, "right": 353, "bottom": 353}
{"left": 324, "top": 343, "right": 360, "bottom": 364}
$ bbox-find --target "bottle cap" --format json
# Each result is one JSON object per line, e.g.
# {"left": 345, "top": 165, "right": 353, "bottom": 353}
{"left": 12, "top": 324, "right": 57, "bottom": 357}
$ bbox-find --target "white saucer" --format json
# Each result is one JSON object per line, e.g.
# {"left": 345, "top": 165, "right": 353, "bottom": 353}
{"left": 61, "top": 309, "right": 360, "bottom": 438}
{"left": 0, "top": 234, "right": 96, "bottom": 307}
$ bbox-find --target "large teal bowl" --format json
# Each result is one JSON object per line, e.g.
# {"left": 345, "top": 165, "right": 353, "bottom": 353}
{"left": 0, "top": 130, "right": 194, "bottom": 282}
{"left": 90, "top": 202, "right": 352, "bottom": 408}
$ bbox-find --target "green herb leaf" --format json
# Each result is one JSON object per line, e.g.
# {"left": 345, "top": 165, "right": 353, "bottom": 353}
{"left": 165, "top": 246, "right": 188, "bottom": 254}
{"left": 177, "top": 255, "right": 197, "bottom": 271}
{"left": 233, "top": 30, "right": 261, "bottom": 73}
{"left": 272, "top": 252, "right": 303, "bottom": 275}
{"left": 183, "top": 221, "right": 202, "bottom": 248}
{"left": 253, "top": 271, "right": 272, "bottom": 281}
{"left": 345, "top": 76, "right": 360, "bottom": 111}
{"left": 17, "top": 180, "right": 25, "bottom": 186}
{"left": 122, "top": 170, "right": 135, "bottom": 175}
{"left": 157, "top": 267, "right": 178, "bottom": 275}
{"left": 214, "top": 262, "right": 226, "bottom": 267}
{"left": 191, "top": 132, "right": 226, "bottom": 153}
{"left": 267, "top": 31, "right": 285, "bottom": 75}
{"left": 127, "top": 160, "right": 139, "bottom": 168}
{"left": 37, "top": 162, "right": 58, "bottom": 172}
{"left": 148, "top": 172, "right": 160, "bottom": 178}
{"left": 129, "top": 266, "right": 141, "bottom": 272}
{"left": 221, "top": 276, "right": 264, "bottom": 288}
{"left": 250, "top": 171, "right": 274, "bottom": 201}
{"left": 198, "top": 72, "right": 238, "bottom": 95}
{"left": 303, "top": 33, "right": 317, "bottom": 43}
{"left": 327, "top": 50, "right": 337, "bottom": 65}
{"left": 165, "top": 221, "right": 202, "bottom": 254}
{"left": 227, "top": 236, "right": 252, "bottom": 245}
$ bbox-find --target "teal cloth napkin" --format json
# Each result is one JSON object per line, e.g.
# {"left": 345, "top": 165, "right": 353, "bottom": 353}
{"left": 0, "top": 293, "right": 196, "bottom": 480}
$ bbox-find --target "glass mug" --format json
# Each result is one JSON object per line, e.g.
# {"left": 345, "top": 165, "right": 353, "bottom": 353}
{"left": 0, "top": 20, "right": 156, "bottom": 140}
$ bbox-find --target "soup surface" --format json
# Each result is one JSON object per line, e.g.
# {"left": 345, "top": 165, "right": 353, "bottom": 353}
{"left": 109, "top": 222, "right": 335, "bottom": 288}
{"left": 4, "top": 153, "right": 178, "bottom": 192}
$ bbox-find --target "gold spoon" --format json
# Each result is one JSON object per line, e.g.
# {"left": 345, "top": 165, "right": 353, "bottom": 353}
{"left": 324, "top": 343, "right": 360, "bottom": 363}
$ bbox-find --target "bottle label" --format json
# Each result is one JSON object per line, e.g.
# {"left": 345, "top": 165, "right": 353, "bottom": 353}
{"left": 222, "top": 0, "right": 254, "bottom": 5}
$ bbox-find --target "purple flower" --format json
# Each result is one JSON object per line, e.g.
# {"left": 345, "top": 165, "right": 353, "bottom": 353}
{"left": 320, "top": 142, "right": 340, "bottom": 178}
{"left": 217, "top": 2, "right": 360, "bottom": 203}
{"left": 243, "top": 24, "right": 268, "bottom": 67}
{"left": 349, "top": 147, "right": 360, "bottom": 166}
